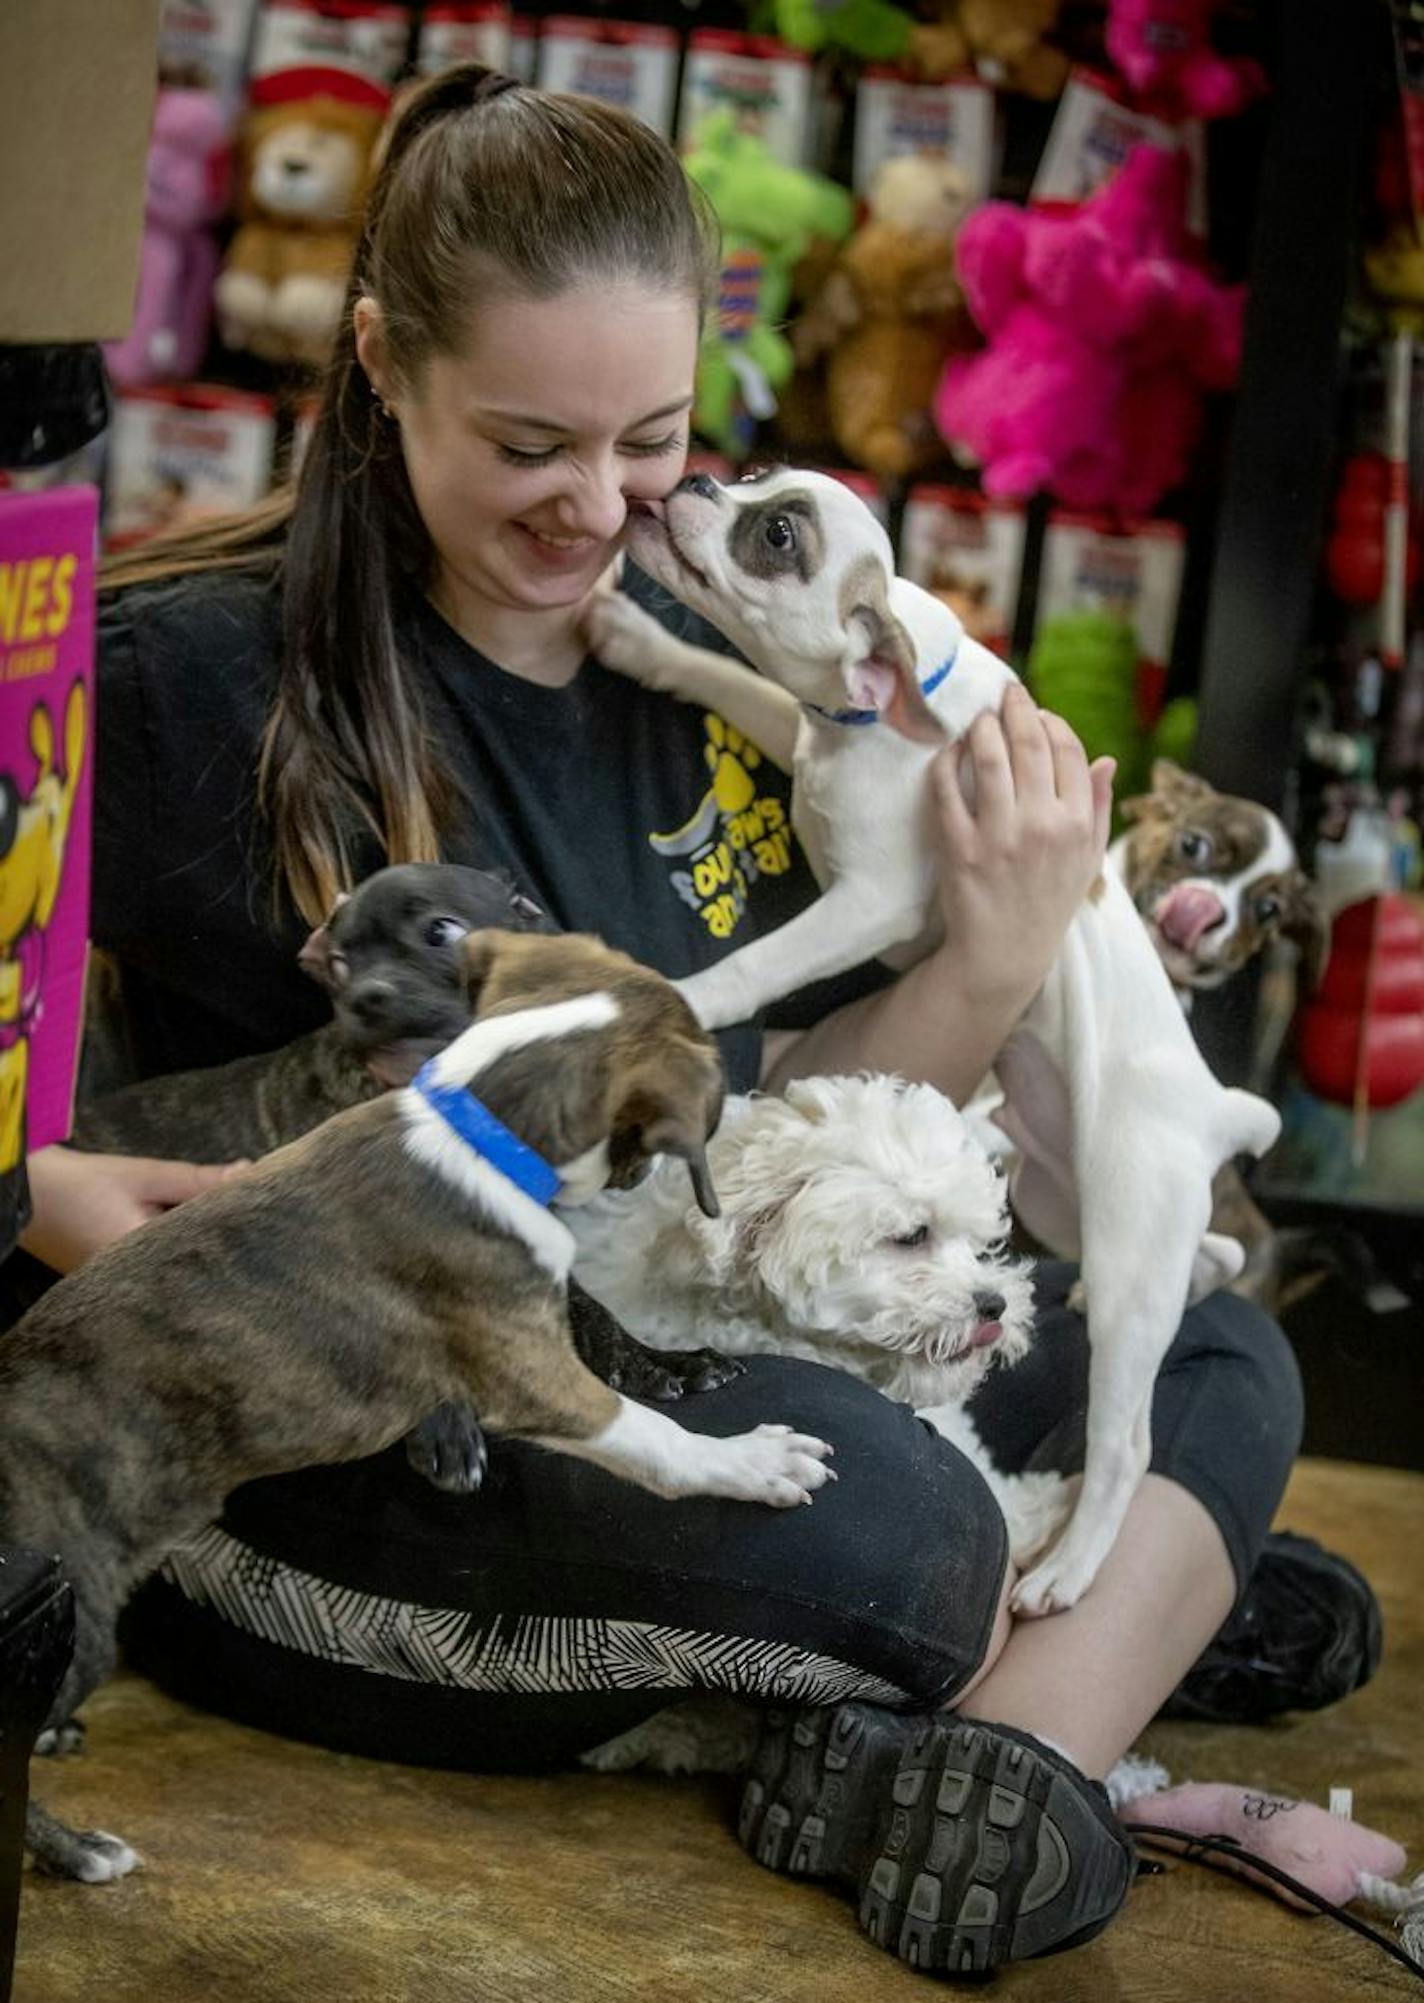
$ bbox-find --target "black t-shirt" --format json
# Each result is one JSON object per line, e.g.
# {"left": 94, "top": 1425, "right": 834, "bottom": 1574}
{"left": 94, "top": 562, "right": 886, "bottom": 1095}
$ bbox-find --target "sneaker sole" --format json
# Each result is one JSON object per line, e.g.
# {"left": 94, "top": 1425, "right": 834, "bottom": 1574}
{"left": 738, "top": 1705, "right": 1133, "bottom": 1974}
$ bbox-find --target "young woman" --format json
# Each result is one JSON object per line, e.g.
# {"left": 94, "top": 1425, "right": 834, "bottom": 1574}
{"left": 22, "top": 66, "right": 1374, "bottom": 1976}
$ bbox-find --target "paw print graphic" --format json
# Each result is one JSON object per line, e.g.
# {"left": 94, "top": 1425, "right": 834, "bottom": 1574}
{"left": 704, "top": 715, "right": 760, "bottom": 816}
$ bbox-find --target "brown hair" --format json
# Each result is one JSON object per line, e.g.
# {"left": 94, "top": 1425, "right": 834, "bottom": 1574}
{"left": 102, "top": 64, "right": 719, "bottom": 925}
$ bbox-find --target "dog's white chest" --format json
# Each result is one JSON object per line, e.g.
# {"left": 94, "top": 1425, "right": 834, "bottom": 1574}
{"left": 793, "top": 718, "right": 939, "bottom": 897}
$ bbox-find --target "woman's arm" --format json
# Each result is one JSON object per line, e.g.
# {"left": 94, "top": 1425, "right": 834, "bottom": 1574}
{"left": 764, "top": 686, "right": 1113, "bottom": 1103}
{"left": 19, "top": 1147, "right": 248, "bottom": 1278}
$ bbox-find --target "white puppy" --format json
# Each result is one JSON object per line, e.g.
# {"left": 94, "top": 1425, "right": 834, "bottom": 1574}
{"left": 573, "top": 1073, "right": 1072, "bottom": 1571}
{"left": 588, "top": 467, "right": 1281, "bottom": 1615}
{"left": 573, "top": 1072, "right": 1073, "bottom": 1776}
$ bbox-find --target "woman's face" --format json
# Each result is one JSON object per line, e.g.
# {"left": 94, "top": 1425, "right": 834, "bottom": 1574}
{"left": 362, "top": 281, "right": 700, "bottom": 618}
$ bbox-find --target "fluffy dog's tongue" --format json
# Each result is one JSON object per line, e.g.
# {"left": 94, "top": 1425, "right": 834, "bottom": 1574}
{"left": 971, "top": 1321, "right": 1002, "bottom": 1349}
{"left": 1157, "top": 883, "right": 1226, "bottom": 952}
{"left": 848, "top": 661, "right": 898, "bottom": 712}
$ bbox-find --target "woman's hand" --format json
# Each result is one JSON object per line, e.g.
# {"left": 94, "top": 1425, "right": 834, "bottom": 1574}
{"left": 762, "top": 684, "right": 1114, "bottom": 1106}
{"left": 930, "top": 683, "right": 1114, "bottom": 1013}
{"left": 19, "top": 1146, "right": 249, "bottom": 1278}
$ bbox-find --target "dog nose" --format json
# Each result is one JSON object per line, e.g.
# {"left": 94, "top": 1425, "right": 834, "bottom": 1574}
{"left": 346, "top": 978, "right": 396, "bottom": 1026}
{"left": 676, "top": 472, "right": 721, "bottom": 501}
{"left": 973, "top": 1290, "right": 1006, "bottom": 1322}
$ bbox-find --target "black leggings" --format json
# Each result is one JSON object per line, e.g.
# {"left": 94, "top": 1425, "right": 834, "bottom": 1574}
{"left": 120, "top": 1266, "right": 1303, "bottom": 1770}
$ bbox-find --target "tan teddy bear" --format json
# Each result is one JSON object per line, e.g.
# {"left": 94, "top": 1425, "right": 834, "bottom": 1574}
{"left": 792, "top": 153, "right": 976, "bottom": 481}
{"left": 215, "top": 85, "right": 386, "bottom": 370}
{"left": 907, "top": 0, "right": 1069, "bottom": 100}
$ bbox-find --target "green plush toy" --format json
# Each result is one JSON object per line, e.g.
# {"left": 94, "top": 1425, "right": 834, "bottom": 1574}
{"left": 768, "top": 0, "right": 915, "bottom": 61}
{"left": 1027, "top": 609, "right": 1199, "bottom": 829}
{"left": 684, "top": 111, "right": 855, "bottom": 455}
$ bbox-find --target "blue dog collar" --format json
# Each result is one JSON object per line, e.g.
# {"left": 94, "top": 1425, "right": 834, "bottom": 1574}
{"left": 412, "top": 1060, "right": 562, "bottom": 1207}
{"left": 802, "top": 646, "right": 958, "bottom": 727}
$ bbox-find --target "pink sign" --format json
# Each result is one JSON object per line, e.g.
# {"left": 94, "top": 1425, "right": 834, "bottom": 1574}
{"left": 0, "top": 485, "right": 98, "bottom": 1168}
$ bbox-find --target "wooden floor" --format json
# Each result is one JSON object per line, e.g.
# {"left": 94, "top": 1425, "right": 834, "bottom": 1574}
{"left": 12, "top": 1458, "right": 1423, "bottom": 2003}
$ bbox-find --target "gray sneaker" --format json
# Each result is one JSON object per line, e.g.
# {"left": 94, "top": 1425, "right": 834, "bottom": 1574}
{"left": 738, "top": 1703, "right": 1136, "bottom": 1974}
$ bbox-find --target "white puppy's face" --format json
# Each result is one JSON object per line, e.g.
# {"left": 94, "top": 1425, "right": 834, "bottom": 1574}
{"left": 624, "top": 468, "right": 944, "bottom": 741}
{"left": 690, "top": 1075, "right": 1035, "bottom": 1405}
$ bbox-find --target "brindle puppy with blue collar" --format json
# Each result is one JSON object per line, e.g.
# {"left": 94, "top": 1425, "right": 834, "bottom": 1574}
{"left": 3, "top": 927, "right": 830, "bottom": 1883}
{"left": 68, "top": 864, "right": 743, "bottom": 1491}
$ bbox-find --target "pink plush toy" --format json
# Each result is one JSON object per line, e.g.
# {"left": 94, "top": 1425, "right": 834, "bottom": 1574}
{"left": 104, "top": 88, "right": 229, "bottom": 390}
{"left": 1106, "top": 0, "right": 1266, "bottom": 123}
{"left": 934, "top": 144, "right": 1245, "bottom": 516}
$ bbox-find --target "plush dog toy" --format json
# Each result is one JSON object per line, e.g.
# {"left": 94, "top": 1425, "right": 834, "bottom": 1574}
{"left": 103, "top": 87, "right": 229, "bottom": 389}
{"left": 792, "top": 154, "right": 975, "bottom": 481}
{"left": 684, "top": 112, "right": 854, "bottom": 456}
{"left": 936, "top": 144, "right": 1245, "bottom": 514}
{"left": 214, "top": 73, "right": 387, "bottom": 370}
{"left": 1105, "top": 0, "right": 1266, "bottom": 122}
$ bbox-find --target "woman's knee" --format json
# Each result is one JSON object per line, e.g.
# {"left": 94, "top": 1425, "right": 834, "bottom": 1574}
{"left": 680, "top": 1358, "right": 1012, "bottom": 1704}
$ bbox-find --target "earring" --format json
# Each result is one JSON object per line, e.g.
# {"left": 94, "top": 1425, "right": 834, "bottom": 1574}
{"left": 379, "top": 399, "right": 398, "bottom": 424}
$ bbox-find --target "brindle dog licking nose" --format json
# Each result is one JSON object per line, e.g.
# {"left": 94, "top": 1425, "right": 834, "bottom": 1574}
{"left": 1, "top": 929, "right": 833, "bottom": 1883}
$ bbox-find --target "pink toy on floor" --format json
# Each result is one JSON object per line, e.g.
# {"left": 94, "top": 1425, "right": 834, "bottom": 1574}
{"left": 1105, "top": 0, "right": 1267, "bottom": 122}
{"left": 1118, "top": 1779, "right": 1408, "bottom": 1912}
{"left": 934, "top": 144, "right": 1245, "bottom": 515}
{"left": 104, "top": 88, "right": 229, "bottom": 390}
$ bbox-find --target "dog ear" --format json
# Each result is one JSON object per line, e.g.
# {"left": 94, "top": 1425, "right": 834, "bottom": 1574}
{"left": 296, "top": 893, "right": 350, "bottom": 986}
{"left": 1121, "top": 760, "right": 1214, "bottom": 826}
{"left": 838, "top": 558, "right": 945, "bottom": 746}
{"left": 1278, "top": 871, "right": 1330, "bottom": 991}
{"left": 614, "top": 1048, "right": 724, "bottom": 1217}
{"left": 1151, "top": 758, "right": 1213, "bottom": 802}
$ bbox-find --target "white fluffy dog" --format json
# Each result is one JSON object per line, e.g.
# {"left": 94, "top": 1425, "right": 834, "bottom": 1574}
{"left": 572, "top": 1072, "right": 1076, "bottom": 1776}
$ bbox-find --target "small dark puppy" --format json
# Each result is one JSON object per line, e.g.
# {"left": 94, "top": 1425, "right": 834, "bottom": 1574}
{"left": 1, "top": 929, "right": 832, "bottom": 1882}
{"left": 72, "top": 863, "right": 551, "bottom": 1162}
{"left": 70, "top": 864, "right": 743, "bottom": 1491}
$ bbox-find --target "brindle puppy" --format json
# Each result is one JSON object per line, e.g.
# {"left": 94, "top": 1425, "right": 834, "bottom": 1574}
{"left": 68, "top": 865, "right": 742, "bottom": 1492}
{"left": 3, "top": 930, "right": 829, "bottom": 1883}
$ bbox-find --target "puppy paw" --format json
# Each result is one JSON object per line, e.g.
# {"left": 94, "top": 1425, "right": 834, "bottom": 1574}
{"left": 35, "top": 1829, "right": 142, "bottom": 1885}
{"left": 704, "top": 1423, "right": 836, "bottom": 1508}
{"left": 615, "top": 1345, "right": 747, "bottom": 1401}
{"left": 1010, "top": 1536, "right": 1101, "bottom": 1618}
{"left": 34, "top": 1719, "right": 86, "bottom": 1758}
{"left": 585, "top": 592, "right": 680, "bottom": 687}
{"left": 405, "top": 1402, "right": 488, "bottom": 1495}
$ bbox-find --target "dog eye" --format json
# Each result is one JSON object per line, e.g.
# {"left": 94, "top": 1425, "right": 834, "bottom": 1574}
{"left": 1253, "top": 895, "right": 1281, "bottom": 925}
{"left": 327, "top": 951, "right": 349, "bottom": 986}
{"left": 891, "top": 1224, "right": 930, "bottom": 1249}
{"left": 764, "top": 514, "right": 797, "bottom": 552}
{"left": 426, "top": 916, "right": 469, "bottom": 947}
{"left": 1177, "top": 829, "right": 1213, "bottom": 866}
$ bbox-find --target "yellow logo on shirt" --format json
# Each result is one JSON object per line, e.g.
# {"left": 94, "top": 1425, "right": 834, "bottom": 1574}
{"left": 649, "top": 714, "right": 796, "bottom": 939}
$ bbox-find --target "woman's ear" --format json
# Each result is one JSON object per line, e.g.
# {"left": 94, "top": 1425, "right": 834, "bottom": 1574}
{"left": 353, "top": 296, "right": 393, "bottom": 410}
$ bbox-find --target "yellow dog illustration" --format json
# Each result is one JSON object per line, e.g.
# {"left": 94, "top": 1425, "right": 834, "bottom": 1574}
{"left": 1, "top": 682, "right": 87, "bottom": 1173}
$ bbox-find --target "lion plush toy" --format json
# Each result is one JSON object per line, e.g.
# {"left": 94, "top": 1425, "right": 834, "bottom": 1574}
{"left": 214, "top": 74, "right": 387, "bottom": 370}
{"left": 793, "top": 154, "right": 974, "bottom": 481}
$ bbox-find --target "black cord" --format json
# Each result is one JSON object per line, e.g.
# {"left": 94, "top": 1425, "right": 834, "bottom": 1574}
{"left": 1125, "top": 1822, "right": 1424, "bottom": 1988}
